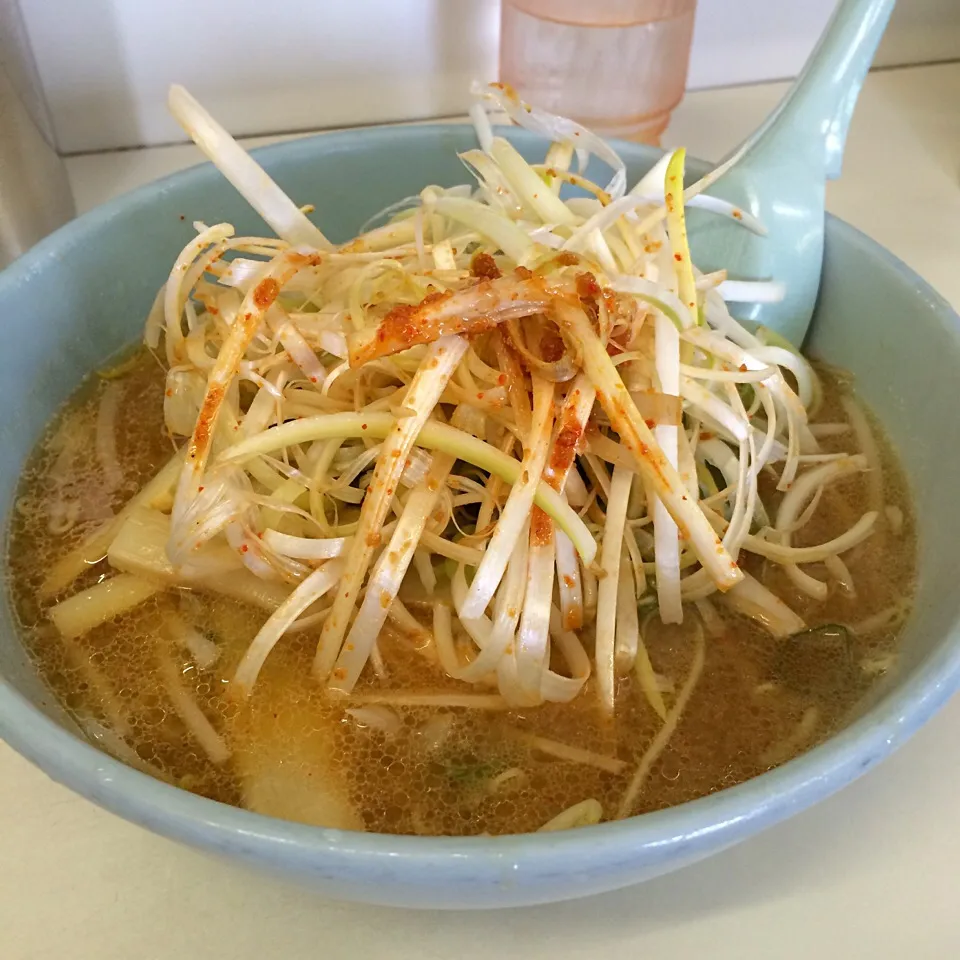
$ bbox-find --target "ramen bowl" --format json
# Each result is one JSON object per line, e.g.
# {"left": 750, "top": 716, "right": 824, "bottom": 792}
{"left": 0, "top": 126, "right": 958, "bottom": 909}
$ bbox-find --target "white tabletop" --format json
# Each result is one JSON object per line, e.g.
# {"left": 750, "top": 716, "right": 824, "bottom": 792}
{"left": 4, "top": 63, "right": 960, "bottom": 959}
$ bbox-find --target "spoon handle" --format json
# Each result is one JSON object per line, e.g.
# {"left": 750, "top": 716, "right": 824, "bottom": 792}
{"left": 737, "top": 0, "right": 896, "bottom": 178}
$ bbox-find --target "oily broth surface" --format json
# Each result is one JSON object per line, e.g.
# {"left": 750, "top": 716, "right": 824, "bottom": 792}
{"left": 6, "top": 354, "right": 915, "bottom": 835}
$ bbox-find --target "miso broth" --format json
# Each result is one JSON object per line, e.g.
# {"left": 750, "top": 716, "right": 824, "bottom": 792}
{"left": 6, "top": 352, "right": 915, "bottom": 835}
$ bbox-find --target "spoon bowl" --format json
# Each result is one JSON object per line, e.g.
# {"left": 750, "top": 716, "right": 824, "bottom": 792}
{"left": 690, "top": 0, "right": 896, "bottom": 345}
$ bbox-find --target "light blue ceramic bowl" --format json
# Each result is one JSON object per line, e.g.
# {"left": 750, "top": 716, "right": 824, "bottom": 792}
{"left": 1, "top": 126, "right": 959, "bottom": 909}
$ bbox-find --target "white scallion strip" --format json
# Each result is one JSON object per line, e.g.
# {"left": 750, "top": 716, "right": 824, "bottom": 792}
{"left": 157, "top": 653, "right": 230, "bottom": 764}
{"left": 596, "top": 466, "right": 632, "bottom": 712}
{"left": 524, "top": 735, "right": 626, "bottom": 775}
{"left": 742, "top": 512, "right": 877, "bottom": 564}
{"left": 432, "top": 600, "right": 463, "bottom": 680}
{"left": 433, "top": 196, "right": 534, "bottom": 263}
{"left": 469, "top": 102, "right": 494, "bottom": 153}
{"left": 608, "top": 276, "right": 692, "bottom": 330}
{"left": 345, "top": 705, "right": 402, "bottom": 736}
{"left": 460, "top": 536, "right": 526, "bottom": 685}
{"left": 555, "top": 530, "right": 583, "bottom": 631}
{"left": 633, "top": 620, "right": 667, "bottom": 721}
{"left": 840, "top": 395, "right": 884, "bottom": 513}
{"left": 775, "top": 456, "right": 869, "bottom": 596}
{"left": 314, "top": 336, "right": 468, "bottom": 682}
{"left": 143, "top": 285, "right": 166, "bottom": 349}
{"left": 750, "top": 344, "right": 818, "bottom": 410}
{"left": 273, "top": 313, "right": 326, "bottom": 386}
{"left": 614, "top": 545, "right": 640, "bottom": 671}
{"left": 330, "top": 451, "right": 456, "bottom": 693}
{"left": 695, "top": 597, "right": 725, "bottom": 637}
{"left": 516, "top": 512, "right": 556, "bottom": 700}
{"left": 233, "top": 558, "right": 345, "bottom": 694}
{"left": 681, "top": 379, "right": 749, "bottom": 442}
{"left": 95, "top": 382, "right": 124, "bottom": 492}
{"left": 825, "top": 553, "right": 856, "bottom": 597}
{"left": 618, "top": 624, "right": 705, "bottom": 818}
{"left": 654, "top": 308, "right": 683, "bottom": 624}
{"left": 164, "top": 223, "right": 235, "bottom": 363}
{"left": 261, "top": 528, "right": 368, "bottom": 561}
{"left": 541, "top": 607, "right": 591, "bottom": 702}
{"left": 168, "top": 85, "right": 331, "bottom": 250}
{"left": 538, "top": 798, "right": 604, "bottom": 832}
{"left": 476, "top": 81, "right": 626, "bottom": 198}
{"left": 721, "top": 572, "right": 805, "bottom": 637}
{"left": 460, "top": 377, "right": 555, "bottom": 619}
{"left": 490, "top": 137, "right": 576, "bottom": 226}
{"left": 663, "top": 149, "right": 698, "bottom": 326}
{"left": 161, "top": 610, "right": 219, "bottom": 670}
{"left": 680, "top": 362, "right": 778, "bottom": 384}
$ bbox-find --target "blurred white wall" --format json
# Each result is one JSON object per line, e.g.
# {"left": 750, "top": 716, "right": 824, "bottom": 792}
{"left": 17, "top": 0, "right": 960, "bottom": 154}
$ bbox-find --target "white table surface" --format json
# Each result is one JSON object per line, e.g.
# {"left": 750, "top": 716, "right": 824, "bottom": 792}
{"left": 3, "top": 62, "right": 960, "bottom": 959}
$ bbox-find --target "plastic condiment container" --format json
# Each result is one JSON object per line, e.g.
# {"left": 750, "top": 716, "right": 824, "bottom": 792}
{"left": 499, "top": 0, "right": 697, "bottom": 144}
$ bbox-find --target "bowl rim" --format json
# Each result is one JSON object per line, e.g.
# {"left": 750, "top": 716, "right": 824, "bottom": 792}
{"left": 2, "top": 124, "right": 960, "bottom": 882}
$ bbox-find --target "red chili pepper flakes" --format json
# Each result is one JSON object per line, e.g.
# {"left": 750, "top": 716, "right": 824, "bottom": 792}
{"left": 530, "top": 506, "right": 552, "bottom": 545}
{"left": 253, "top": 277, "right": 280, "bottom": 310}
{"left": 576, "top": 272, "right": 601, "bottom": 299}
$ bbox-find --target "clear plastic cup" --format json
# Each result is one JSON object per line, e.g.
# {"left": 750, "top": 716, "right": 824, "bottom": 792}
{"left": 499, "top": 0, "right": 697, "bottom": 144}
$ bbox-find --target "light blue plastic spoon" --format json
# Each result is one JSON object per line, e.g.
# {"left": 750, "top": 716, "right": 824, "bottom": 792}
{"left": 688, "top": 0, "right": 896, "bottom": 345}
